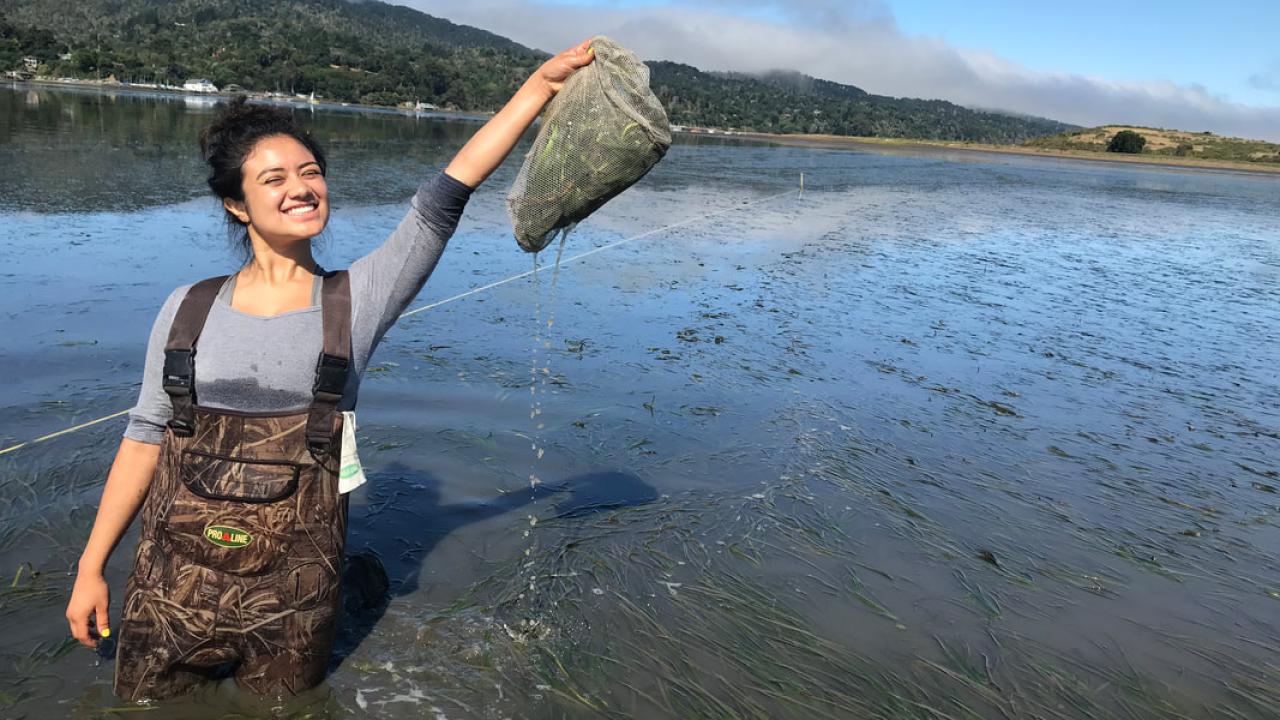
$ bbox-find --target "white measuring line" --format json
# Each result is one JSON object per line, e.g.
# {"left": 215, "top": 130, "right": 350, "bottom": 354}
{"left": 400, "top": 187, "right": 797, "bottom": 318}
{"left": 0, "top": 187, "right": 798, "bottom": 457}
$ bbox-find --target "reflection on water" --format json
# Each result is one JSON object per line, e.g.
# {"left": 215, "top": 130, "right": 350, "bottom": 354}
{"left": 0, "top": 84, "right": 482, "bottom": 212}
{"left": 2, "top": 83, "right": 1280, "bottom": 718}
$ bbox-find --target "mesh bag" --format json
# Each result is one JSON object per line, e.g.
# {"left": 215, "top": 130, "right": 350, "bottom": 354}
{"left": 508, "top": 36, "right": 672, "bottom": 253}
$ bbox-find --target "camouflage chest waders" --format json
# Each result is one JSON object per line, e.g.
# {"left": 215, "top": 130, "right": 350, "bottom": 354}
{"left": 115, "top": 272, "right": 353, "bottom": 701}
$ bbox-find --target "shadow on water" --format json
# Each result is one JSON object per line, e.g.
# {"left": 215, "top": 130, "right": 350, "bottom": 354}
{"left": 332, "top": 466, "right": 658, "bottom": 671}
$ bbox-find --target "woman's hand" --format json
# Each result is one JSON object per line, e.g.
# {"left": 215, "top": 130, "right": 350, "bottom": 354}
{"left": 64, "top": 438, "right": 160, "bottom": 648}
{"left": 66, "top": 569, "right": 110, "bottom": 648}
{"left": 531, "top": 38, "right": 596, "bottom": 98}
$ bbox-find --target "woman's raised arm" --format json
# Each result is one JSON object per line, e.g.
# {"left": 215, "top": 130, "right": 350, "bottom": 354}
{"left": 346, "top": 39, "right": 596, "bottom": 356}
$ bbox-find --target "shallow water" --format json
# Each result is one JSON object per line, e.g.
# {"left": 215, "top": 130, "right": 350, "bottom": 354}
{"left": 2, "top": 83, "right": 1279, "bottom": 719}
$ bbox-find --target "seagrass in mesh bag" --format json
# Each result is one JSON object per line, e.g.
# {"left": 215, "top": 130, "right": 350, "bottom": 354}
{"left": 508, "top": 36, "right": 672, "bottom": 252}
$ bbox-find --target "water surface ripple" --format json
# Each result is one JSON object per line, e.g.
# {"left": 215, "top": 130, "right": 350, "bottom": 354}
{"left": 2, "top": 84, "right": 1279, "bottom": 719}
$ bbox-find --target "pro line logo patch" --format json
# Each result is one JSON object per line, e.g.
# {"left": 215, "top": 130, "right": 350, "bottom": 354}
{"left": 204, "top": 525, "right": 253, "bottom": 548}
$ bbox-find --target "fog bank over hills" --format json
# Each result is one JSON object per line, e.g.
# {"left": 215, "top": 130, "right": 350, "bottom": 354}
{"left": 400, "top": 0, "right": 1280, "bottom": 142}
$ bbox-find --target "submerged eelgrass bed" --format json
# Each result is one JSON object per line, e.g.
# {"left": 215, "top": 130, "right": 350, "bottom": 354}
{"left": 4, "top": 422, "right": 1278, "bottom": 718}
{"left": 0, "top": 448, "right": 120, "bottom": 714}
{"left": 345, "top": 463, "right": 1280, "bottom": 720}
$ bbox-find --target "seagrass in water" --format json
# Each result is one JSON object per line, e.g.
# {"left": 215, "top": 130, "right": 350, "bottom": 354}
{"left": 508, "top": 36, "right": 672, "bottom": 252}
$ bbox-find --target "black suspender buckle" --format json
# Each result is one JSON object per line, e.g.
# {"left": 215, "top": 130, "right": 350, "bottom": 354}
{"left": 162, "top": 349, "right": 195, "bottom": 396}
{"left": 313, "top": 353, "right": 349, "bottom": 402}
{"left": 163, "top": 349, "right": 196, "bottom": 437}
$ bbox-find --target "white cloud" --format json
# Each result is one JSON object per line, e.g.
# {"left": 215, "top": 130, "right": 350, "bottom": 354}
{"left": 405, "top": 0, "right": 1280, "bottom": 141}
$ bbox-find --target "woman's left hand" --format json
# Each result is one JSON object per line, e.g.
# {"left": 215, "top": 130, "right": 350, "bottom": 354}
{"left": 532, "top": 39, "right": 596, "bottom": 97}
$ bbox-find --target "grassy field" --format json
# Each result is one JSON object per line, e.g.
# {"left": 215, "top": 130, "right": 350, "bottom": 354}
{"left": 1024, "top": 125, "right": 1280, "bottom": 165}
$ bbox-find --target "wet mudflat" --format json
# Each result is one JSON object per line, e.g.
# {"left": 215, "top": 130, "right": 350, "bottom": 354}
{"left": 2, "top": 84, "right": 1279, "bottom": 719}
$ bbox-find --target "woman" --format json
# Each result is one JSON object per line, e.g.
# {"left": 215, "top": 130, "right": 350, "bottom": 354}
{"left": 65, "top": 40, "right": 595, "bottom": 701}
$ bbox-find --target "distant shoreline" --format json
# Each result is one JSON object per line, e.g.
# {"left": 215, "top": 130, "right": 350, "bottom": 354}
{"left": 731, "top": 131, "right": 1280, "bottom": 177}
{"left": 12, "top": 78, "right": 1278, "bottom": 177}
{"left": 9, "top": 77, "right": 495, "bottom": 123}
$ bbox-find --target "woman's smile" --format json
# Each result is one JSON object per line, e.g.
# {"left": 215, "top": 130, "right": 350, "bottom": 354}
{"left": 229, "top": 134, "right": 331, "bottom": 244}
{"left": 281, "top": 200, "right": 320, "bottom": 218}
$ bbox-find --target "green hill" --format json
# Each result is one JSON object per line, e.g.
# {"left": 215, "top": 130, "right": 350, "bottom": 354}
{"left": 1026, "top": 126, "right": 1280, "bottom": 165}
{"left": 650, "top": 62, "right": 1071, "bottom": 142}
{"left": 1, "top": 0, "right": 1075, "bottom": 143}
{"left": 0, "top": 0, "right": 542, "bottom": 109}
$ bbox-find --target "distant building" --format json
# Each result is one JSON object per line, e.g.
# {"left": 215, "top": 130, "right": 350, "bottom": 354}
{"left": 182, "top": 78, "right": 218, "bottom": 93}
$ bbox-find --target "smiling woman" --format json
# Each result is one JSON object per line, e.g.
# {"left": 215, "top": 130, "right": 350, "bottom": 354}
{"left": 197, "top": 99, "right": 336, "bottom": 316}
{"left": 227, "top": 138, "right": 329, "bottom": 247}
{"left": 61, "top": 39, "right": 598, "bottom": 703}
{"left": 200, "top": 97, "right": 331, "bottom": 257}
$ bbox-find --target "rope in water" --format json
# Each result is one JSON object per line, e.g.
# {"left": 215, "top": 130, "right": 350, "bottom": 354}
{"left": 0, "top": 186, "right": 800, "bottom": 457}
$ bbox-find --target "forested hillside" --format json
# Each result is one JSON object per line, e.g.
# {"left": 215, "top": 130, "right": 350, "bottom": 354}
{"left": 650, "top": 63, "right": 1072, "bottom": 141}
{"left": 0, "top": 0, "right": 543, "bottom": 109}
{"left": 0, "top": 0, "right": 1075, "bottom": 142}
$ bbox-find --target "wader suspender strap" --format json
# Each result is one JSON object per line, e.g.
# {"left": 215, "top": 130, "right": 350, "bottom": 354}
{"left": 306, "top": 271, "right": 352, "bottom": 459}
{"left": 162, "top": 276, "right": 230, "bottom": 436}
{"left": 161, "top": 272, "right": 352, "bottom": 453}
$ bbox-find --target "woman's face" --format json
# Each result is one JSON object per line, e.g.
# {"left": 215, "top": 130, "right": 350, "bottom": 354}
{"left": 225, "top": 135, "right": 329, "bottom": 244}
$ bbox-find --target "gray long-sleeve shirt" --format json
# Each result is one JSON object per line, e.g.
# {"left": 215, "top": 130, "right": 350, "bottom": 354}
{"left": 124, "top": 171, "right": 473, "bottom": 444}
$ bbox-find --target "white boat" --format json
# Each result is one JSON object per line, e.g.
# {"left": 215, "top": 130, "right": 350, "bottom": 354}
{"left": 182, "top": 78, "right": 218, "bottom": 93}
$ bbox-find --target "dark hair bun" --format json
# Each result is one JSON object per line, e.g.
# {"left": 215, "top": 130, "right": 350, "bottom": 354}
{"left": 199, "top": 96, "right": 326, "bottom": 182}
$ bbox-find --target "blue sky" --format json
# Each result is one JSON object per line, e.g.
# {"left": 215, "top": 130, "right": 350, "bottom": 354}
{"left": 405, "top": 0, "right": 1280, "bottom": 139}
{"left": 888, "top": 0, "right": 1279, "bottom": 107}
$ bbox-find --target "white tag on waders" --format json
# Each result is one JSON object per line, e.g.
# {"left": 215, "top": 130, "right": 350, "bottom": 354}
{"left": 339, "top": 411, "right": 367, "bottom": 494}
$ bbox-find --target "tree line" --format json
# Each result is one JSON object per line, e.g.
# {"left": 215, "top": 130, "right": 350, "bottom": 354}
{"left": 1, "top": 0, "right": 1074, "bottom": 143}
